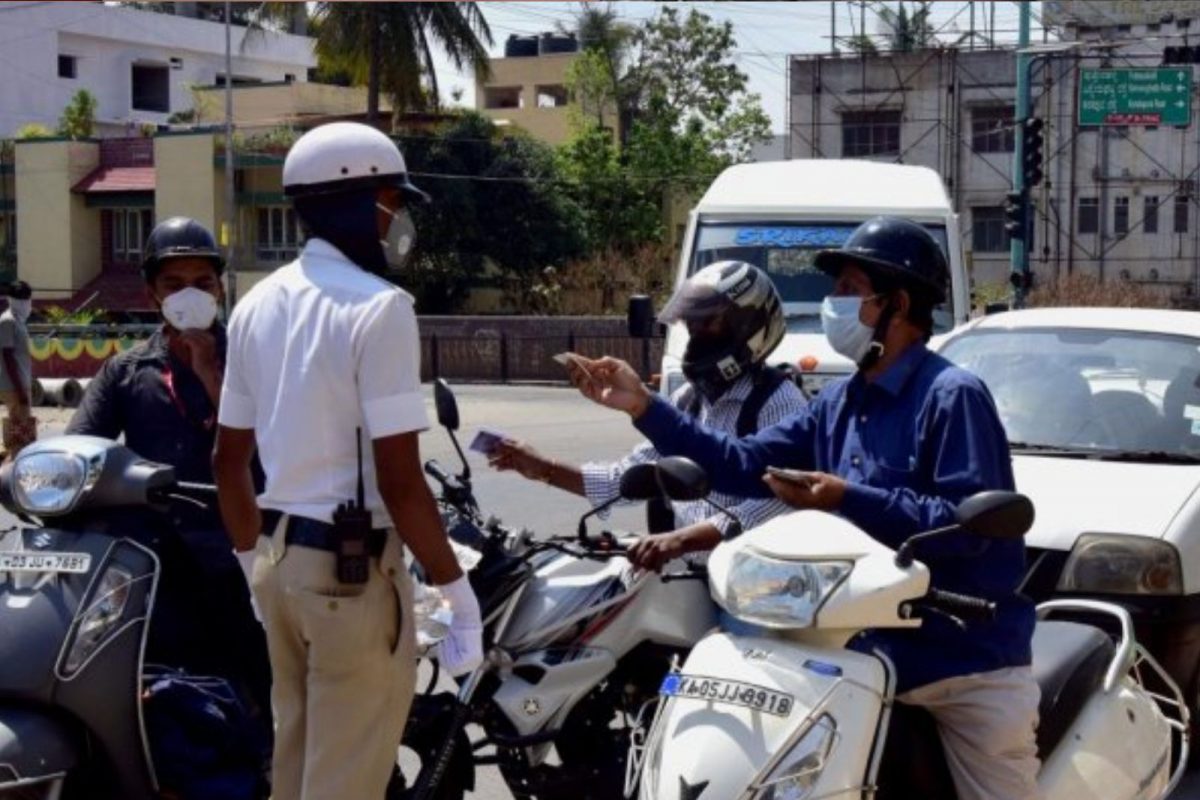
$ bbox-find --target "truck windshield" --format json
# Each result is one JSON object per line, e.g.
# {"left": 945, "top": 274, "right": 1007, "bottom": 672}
{"left": 690, "top": 222, "right": 954, "bottom": 332}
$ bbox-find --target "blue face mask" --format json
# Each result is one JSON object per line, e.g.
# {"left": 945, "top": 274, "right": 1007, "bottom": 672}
{"left": 821, "top": 296, "right": 876, "bottom": 364}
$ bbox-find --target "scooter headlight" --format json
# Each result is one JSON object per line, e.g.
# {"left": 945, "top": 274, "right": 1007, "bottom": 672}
{"left": 12, "top": 449, "right": 101, "bottom": 515}
{"left": 750, "top": 714, "right": 837, "bottom": 800}
{"left": 721, "top": 550, "right": 851, "bottom": 628}
{"left": 61, "top": 564, "right": 134, "bottom": 676}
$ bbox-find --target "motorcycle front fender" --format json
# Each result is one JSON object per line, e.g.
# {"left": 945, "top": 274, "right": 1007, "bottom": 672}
{"left": 0, "top": 706, "right": 81, "bottom": 786}
{"left": 641, "top": 632, "right": 891, "bottom": 800}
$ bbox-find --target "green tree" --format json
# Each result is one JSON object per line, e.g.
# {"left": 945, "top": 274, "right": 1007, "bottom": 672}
{"left": 563, "top": 3, "right": 636, "bottom": 146}
{"left": 15, "top": 123, "right": 54, "bottom": 140}
{"left": 877, "top": 2, "right": 936, "bottom": 53}
{"left": 557, "top": 124, "right": 659, "bottom": 251}
{"left": 304, "top": 3, "right": 492, "bottom": 122}
{"left": 402, "top": 113, "right": 586, "bottom": 312}
{"left": 58, "top": 90, "right": 98, "bottom": 140}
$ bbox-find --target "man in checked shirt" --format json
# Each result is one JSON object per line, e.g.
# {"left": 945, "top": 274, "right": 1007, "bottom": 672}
{"left": 489, "top": 261, "right": 805, "bottom": 570}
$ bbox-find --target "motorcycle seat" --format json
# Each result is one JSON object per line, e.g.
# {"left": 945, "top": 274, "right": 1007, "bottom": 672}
{"left": 1030, "top": 620, "right": 1114, "bottom": 759}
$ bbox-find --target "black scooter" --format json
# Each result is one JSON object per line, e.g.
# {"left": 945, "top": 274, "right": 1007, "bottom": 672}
{"left": 0, "top": 435, "right": 268, "bottom": 800}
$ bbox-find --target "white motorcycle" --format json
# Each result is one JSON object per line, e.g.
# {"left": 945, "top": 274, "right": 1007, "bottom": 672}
{"left": 395, "top": 382, "right": 717, "bottom": 800}
{"left": 632, "top": 461, "right": 1190, "bottom": 800}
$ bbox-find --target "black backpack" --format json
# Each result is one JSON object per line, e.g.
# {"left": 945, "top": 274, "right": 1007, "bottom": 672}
{"left": 645, "top": 366, "right": 792, "bottom": 533}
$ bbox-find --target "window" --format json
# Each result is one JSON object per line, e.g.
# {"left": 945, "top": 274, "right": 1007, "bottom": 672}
{"left": 1148, "top": 23, "right": 1162, "bottom": 34}
{"left": 0, "top": 212, "right": 15, "bottom": 255}
{"left": 256, "top": 206, "right": 303, "bottom": 264}
{"left": 971, "top": 206, "right": 1010, "bottom": 253}
{"left": 484, "top": 86, "right": 522, "bottom": 110}
{"left": 1176, "top": 194, "right": 1190, "bottom": 233}
{"left": 971, "top": 105, "right": 1015, "bottom": 153}
{"left": 58, "top": 55, "right": 77, "bottom": 80}
{"left": 535, "top": 84, "right": 569, "bottom": 109}
{"left": 111, "top": 209, "right": 153, "bottom": 263}
{"left": 841, "top": 110, "right": 901, "bottom": 157}
{"left": 169, "top": 57, "right": 183, "bottom": 70}
{"left": 1114, "top": 196, "right": 1130, "bottom": 235}
{"left": 131, "top": 64, "right": 169, "bottom": 112}
{"left": 1144, "top": 196, "right": 1160, "bottom": 234}
{"left": 1079, "top": 197, "right": 1099, "bottom": 234}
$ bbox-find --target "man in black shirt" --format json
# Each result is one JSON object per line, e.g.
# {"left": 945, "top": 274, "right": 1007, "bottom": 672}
{"left": 68, "top": 217, "right": 270, "bottom": 723}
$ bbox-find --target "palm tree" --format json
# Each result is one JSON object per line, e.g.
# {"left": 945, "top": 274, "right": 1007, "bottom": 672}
{"left": 253, "top": 2, "right": 492, "bottom": 123}
{"left": 563, "top": 2, "right": 636, "bottom": 146}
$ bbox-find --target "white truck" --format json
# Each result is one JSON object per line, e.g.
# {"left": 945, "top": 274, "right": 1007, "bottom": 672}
{"left": 650, "top": 159, "right": 970, "bottom": 398}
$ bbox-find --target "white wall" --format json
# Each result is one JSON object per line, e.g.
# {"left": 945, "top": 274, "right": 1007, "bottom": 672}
{"left": 0, "top": 2, "right": 315, "bottom": 136}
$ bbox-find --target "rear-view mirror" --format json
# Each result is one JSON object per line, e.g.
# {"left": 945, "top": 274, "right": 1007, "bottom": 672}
{"left": 433, "top": 379, "right": 460, "bottom": 431}
{"left": 619, "top": 463, "right": 662, "bottom": 501}
{"left": 956, "top": 491, "right": 1033, "bottom": 540}
{"left": 656, "top": 457, "right": 709, "bottom": 502}
{"left": 627, "top": 295, "right": 656, "bottom": 339}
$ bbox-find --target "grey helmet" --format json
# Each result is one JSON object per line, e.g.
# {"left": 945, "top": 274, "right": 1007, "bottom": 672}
{"left": 660, "top": 261, "right": 786, "bottom": 402}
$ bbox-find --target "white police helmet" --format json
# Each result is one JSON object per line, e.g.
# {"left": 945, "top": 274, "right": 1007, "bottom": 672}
{"left": 282, "top": 121, "right": 428, "bottom": 202}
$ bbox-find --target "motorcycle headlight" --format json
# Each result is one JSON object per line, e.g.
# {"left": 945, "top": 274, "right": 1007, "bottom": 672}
{"left": 12, "top": 450, "right": 101, "bottom": 515}
{"left": 721, "top": 550, "right": 851, "bottom": 628}
{"left": 751, "top": 714, "right": 837, "bottom": 800}
{"left": 1058, "top": 534, "right": 1183, "bottom": 595}
{"left": 61, "top": 564, "right": 134, "bottom": 675}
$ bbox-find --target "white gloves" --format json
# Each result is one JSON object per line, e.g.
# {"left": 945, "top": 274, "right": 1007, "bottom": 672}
{"left": 233, "top": 549, "right": 263, "bottom": 623}
{"left": 436, "top": 575, "right": 484, "bottom": 677}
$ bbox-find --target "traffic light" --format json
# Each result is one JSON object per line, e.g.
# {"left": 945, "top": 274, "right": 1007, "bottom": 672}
{"left": 1022, "top": 118, "right": 1045, "bottom": 188}
{"left": 1004, "top": 191, "right": 1027, "bottom": 240}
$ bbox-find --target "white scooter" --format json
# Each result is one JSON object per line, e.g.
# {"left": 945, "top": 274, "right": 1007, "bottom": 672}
{"left": 631, "top": 460, "right": 1190, "bottom": 800}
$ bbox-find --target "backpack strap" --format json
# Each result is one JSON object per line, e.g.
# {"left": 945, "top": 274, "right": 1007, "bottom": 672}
{"left": 736, "top": 366, "right": 789, "bottom": 438}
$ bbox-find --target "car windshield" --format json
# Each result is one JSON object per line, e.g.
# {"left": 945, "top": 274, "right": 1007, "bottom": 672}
{"left": 939, "top": 326, "right": 1200, "bottom": 460}
{"left": 690, "top": 222, "right": 955, "bottom": 332}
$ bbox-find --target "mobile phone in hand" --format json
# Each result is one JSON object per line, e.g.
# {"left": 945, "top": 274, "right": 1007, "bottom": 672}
{"left": 765, "top": 466, "right": 814, "bottom": 487}
{"left": 469, "top": 428, "right": 507, "bottom": 456}
{"left": 553, "top": 352, "right": 593, "bottom": 380}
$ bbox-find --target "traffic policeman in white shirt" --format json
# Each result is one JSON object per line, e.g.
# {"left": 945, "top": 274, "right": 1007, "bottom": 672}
{"left": 213, "top": 121, "right": 483, "bottom": 800}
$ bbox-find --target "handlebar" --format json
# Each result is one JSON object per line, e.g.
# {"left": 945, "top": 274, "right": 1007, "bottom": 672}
{"left": 424, "top": 460, "right": 460, "bottom": 491}
{"left": 905, "top": 588, "right": 997, "bottom": 626}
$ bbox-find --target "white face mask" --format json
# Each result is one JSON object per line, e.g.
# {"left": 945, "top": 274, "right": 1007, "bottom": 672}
{"left": 821, "top": 296, "right": 876, "bottom": 365}
{"left": 161, "top": 287, "right": 218, "bottom": 331}
{"left": 8, "top": 299, "right": 31, "bottom": 323}
{"left": 377, "top": 203, "right": 416, "bottom": 271}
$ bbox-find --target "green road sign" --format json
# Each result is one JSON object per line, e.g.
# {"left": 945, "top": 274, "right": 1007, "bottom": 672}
{"left": 1079, "top": 68, "right": 1192, "bottom": 127}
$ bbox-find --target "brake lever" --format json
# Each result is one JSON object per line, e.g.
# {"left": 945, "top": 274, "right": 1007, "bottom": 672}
{"left": 899, "top": 600, "right": 966, "bottom": 632}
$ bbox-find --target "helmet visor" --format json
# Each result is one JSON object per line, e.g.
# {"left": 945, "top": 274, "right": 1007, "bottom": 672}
{"left": 658, "top": 276, "right": 734, "bottom": 326}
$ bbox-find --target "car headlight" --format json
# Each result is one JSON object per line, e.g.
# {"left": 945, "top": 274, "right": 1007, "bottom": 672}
{"left": 61, "top": 564, "right": 134, "bottom": 675}
{"left": 1058, "top": 534, "right": 1183, "bottom": 595}
{"left": 12, "top": 450, "right": 100, "bottom": 515}
{"left": 751, "top": 714, "right": 837, "bottom": 800}
{"left": 721, "top": 551, "right": 852, "bottom": 628}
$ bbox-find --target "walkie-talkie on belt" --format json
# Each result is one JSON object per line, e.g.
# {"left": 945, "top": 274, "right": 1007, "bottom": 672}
{"left": 332, "top": 428, "right": 372, "bottom": 584}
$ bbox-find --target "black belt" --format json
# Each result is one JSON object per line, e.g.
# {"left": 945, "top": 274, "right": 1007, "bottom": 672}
{"left": 267, "top": 514, "right": 389, "bottom": 558}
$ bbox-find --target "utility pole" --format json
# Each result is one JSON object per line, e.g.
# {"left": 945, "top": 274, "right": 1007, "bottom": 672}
{"left": 223, "top": 0, "right": 237, "bottom": 314}
{"left": 1011, "top": 1, "right": 1032, "bottom": 306}
{"left": 830, "top": 1, "right": 837, "bottom": 54}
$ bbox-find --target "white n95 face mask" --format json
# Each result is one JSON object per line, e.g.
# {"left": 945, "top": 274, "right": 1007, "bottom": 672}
{"left": 820, "top": 296, "right": 876, "bottom": 365}
{"left": 377, "top": 204, "right": 417, "bottom": 271}
{"left": 161, "top": 287, "right": 218, "bottom": 331}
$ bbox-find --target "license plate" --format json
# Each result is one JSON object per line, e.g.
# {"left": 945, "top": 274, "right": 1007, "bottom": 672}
{"left": 0, "top": 552, "right": 91, "bottom": 574}
{"left": 659, "top": 673, "right": 794, "bottom": 717}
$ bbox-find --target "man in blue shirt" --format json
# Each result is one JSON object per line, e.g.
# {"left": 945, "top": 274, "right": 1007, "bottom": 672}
{"left": 572, "top": 217, "right": 1040, "bottom": 800}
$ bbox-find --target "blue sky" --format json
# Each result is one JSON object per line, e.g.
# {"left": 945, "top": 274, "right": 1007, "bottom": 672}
{"left": 432, "top": 2, "right": 1044, "bottom": 131}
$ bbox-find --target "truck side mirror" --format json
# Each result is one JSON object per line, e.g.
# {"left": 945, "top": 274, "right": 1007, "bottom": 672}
{"left": 628, "top": 295, "right": 655, "bottom": 339}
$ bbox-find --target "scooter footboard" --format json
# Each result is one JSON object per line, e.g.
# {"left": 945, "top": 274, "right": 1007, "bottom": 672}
{"left": 638, "top": 632, "right": 890, "bottom": 800}
{"left": 0, "top": 706, "right": 81, "bottom": 788}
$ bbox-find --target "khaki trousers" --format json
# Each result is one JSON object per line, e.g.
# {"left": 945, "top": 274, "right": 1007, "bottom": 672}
{"left": 251, "top": 520, "right": 417, "bottom": 800}
{"left": 898, "top": 666, "right": 1042, "bottom": 800}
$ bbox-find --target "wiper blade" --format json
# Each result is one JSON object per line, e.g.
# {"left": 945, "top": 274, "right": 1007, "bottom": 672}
{"left": 1008, "top": 442, "right": 1097, "bottom": 457}
{"left": 1091, "top": 449, "right": 1200, "bottom": 465}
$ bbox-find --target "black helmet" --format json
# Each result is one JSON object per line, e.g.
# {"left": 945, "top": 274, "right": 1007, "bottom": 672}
{"left": 660, "top": 260, "right": 786, "bottom": 402}
{"left": 813, "top": 216, "right": 948, "bottom": 303}
{"left": 142, "top": 217, "right": 224, "bottom": 282}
